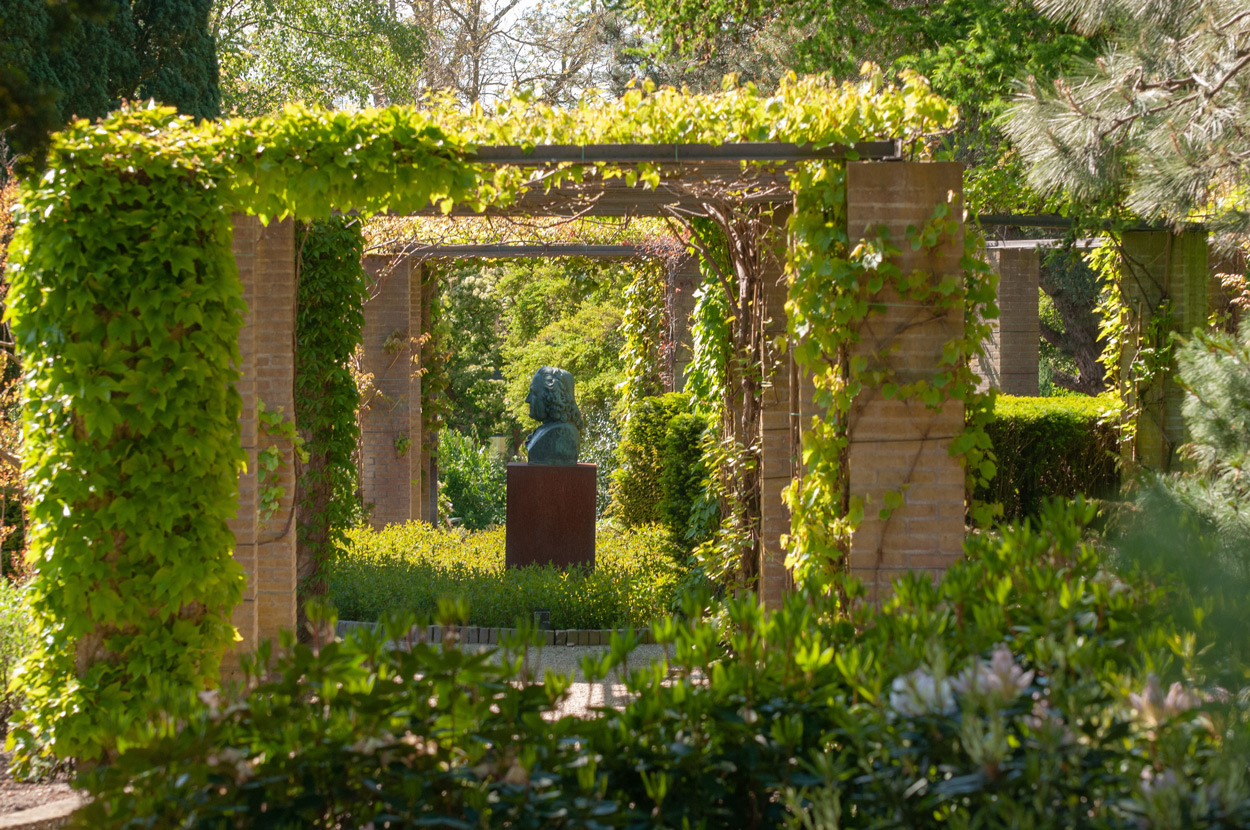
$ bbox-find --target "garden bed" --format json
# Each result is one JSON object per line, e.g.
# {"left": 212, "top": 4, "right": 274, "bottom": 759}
{"left": 328, "top": 522, "right": 688, "bottom": 629}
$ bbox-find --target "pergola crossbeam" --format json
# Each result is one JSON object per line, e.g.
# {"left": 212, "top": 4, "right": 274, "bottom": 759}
{"left": 468, "top": 140, "right": 902, "bottom": 165}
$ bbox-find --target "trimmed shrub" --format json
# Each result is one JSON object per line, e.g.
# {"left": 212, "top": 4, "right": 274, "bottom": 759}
{"left": 77, "top": 501, "right": 1250, "bottom": 829}
{"left": 659, "top": 411, "right": 715, "bottom": 545}
{"left": 976, "top": 393, "right": 1121, "bottom": 522}
{"left": 328, "top": 523, "right": 682, "bottom": 629}
{"left": 609, "top": 392, "right": 692, "bottom": 526}
{"left": 437, "top": 428, "right": 507, "bottom": 530}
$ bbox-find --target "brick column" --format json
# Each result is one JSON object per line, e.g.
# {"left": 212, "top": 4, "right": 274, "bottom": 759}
{"left": 1120, "top": 231, "right": 1209, "bottom": 471}
{"left": 759, "top": 224, "right": 805, "bottom": 610}
{"left": 979, "top": 245, "right": 1040, "bottom": 396}
{"left": 228, "top": 215, "right": 260, "bottom": 656}
{"left": 417, "top": 264, "right": 433, "bottom": 523}
{"left": 229, "top": 215, "right": 298, "bottom": 655}
{"left": 845, "top": 161, "right": 966, "bottom": 602}
{"left": 666, "top": 254, "right": 701, "bottom": 392}
{"left": 360, "top": 257, "right": 424, "bottom": 526}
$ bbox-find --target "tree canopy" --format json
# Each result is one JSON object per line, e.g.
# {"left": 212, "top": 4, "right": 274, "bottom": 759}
{"left": 1, "top": 0, "right": 219, "bottom": 165}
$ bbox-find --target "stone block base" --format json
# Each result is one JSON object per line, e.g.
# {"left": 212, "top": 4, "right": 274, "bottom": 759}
{"left": 505, "top": 463, "right": 596, "bottom": 569}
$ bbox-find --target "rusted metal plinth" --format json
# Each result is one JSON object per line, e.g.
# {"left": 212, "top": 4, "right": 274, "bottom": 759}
{"left": 505, "top": 463, "right": 596, "bottom": 569}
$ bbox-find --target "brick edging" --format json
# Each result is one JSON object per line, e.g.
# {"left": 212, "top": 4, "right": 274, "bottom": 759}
{"left": 335, "top": 620, "right": 657, "bottom": 646}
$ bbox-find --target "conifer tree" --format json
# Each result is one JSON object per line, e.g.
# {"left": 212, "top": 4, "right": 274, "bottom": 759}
{"left": 1117, "top": 323, "right": 1250, "bottom": 673}
{"left": 1, "top": 0, "right": 220, "bottom": 166}
{"left": 1006, "top": 0, "right": 1250, "bottom": 233}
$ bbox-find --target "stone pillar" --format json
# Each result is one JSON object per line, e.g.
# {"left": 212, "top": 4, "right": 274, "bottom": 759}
{"left": 1120, "top": 231, "right": 1209, "bottom": 471}
{"left": 979, "top": 245, "right": 1040, "bottom": 396}
{"left": 229, "top": 214, "right": 299, "bottom": 656}
{"left": 845, "top": 161, "right": 967, "bottom": 602}
{"left": 360, "top": 257, "right": 424, "bottom": 527}
{"left": 666, "top": 254, "right": 701, "bottom": 392}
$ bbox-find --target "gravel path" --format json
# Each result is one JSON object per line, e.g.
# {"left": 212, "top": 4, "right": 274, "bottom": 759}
{"left": 463, "top": 643, "right": 669, "bottom": 717}
{"left": 0, "top": 753, "right": 73, "bottom": 816}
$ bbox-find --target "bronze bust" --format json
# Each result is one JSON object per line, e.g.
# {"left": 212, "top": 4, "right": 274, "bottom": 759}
{"left": 523, "top": 366, "right": 582, "bottom": 465}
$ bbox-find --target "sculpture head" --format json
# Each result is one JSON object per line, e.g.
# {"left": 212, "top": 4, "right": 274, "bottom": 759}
{"left": 525, "top": 366, "right": 583, "bottom": 432}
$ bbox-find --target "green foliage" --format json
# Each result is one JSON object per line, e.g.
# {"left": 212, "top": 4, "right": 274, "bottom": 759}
{"left": 1115, "top": 323, "right": 1250, "bottom": 676}
{"left": 609, "top": 393, "right": 692, "bottom": 526}
{"left": 659, "top": 411, "right": 716, "bottom": 546}
{"left": 0, "top": 577, "right": 33, "bottom": 736}
{"left": 73, "top": 607, "right": 610, "bottom": 830}
{"left": 7, "top": 77, "right": 956, "bottom": 764}
{"left": 440, "top": 265, "right": 507, "bottom": 443}
{"left": 499, "top": 259, "right": 632, "bottom": 426}
{"left": 618, "top": 259, "right": 666, "bottom": 413}
{"left": 294, "top": 217, "right": 369, "bottom": 607}
{"left": 684, "top": 220, "right": 733, "bottom": 414}
{"left": 1006, "top": 0, "right": 1250, "bottom": 234}
{"left": 211, "top": 0, "right": 425, "bottom": 116}
{"left": 437, "top": 428, "right": 507, "bottom": 530}
{"left": 976, "top": 394, "right": 1122, "bottom": 524}
{"left": 328, "top": 523, "right": 683, "bottom": 629}
{"left": 79, "top": 501, "right": 1250, "bottom": 829}
{"left": 611, "top": 0, "right": 1095, "bottom": 215}
{"left": 4, "top": 108, "right": 247, "bottom": 765}
{"left": 1, "top": 0, "right": 221, "bottom": 166}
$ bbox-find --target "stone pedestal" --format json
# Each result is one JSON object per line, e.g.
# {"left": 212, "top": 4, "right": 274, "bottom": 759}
{"left": 505, "top": 463, "right": 596, "bottom": 569}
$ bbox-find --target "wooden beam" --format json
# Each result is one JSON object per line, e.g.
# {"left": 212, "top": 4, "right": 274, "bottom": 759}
{"left": 395, "top": 244, "right": 668, "bottom": 259}
{"left": 468, "top": 141, "right": 901, "bottom": 165}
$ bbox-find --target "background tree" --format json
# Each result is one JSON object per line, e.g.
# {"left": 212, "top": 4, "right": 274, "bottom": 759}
{"left": 211, "top": 0, "right": 425, "bottom": 114}
{"left": 1039, "top": 245, "right": 1109, "bottom": 394}
{"left": 2, "top": 0, "right": 219, "bottom": 165}
{"left": 410, "top": 0, "right": 609, "bottom": 105}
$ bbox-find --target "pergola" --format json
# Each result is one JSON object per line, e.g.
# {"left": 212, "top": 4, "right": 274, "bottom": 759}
{"left": 230, "top": 141, "right": 969, "bottom": 655}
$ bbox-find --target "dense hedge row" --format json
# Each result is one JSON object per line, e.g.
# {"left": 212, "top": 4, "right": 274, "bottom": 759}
{"left": 76, "top": 501, "right": 1249, "bottom": 829}
{"left": 977, "top": 393, "right": 1121, "bottom": 522}
{"left": 328, "top": 523, "right": 683, "bottom": 629}
{"left": 610, "top": 393, "right": 713, "bottom": 545}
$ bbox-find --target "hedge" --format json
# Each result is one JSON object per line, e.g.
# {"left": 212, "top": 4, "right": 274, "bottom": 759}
{"left": 327, "top": 522, "right": 683, "bottom": 629}
{"left": 976, "top": 393, "right": 1121, "bottom": 522}
{"left": 610, "top": 393, "right": 713, "bottom": 546}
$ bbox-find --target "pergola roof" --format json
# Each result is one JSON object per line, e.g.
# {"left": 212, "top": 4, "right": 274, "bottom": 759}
{"left": 407, "top": 140, "right": 903, "bottom": 217}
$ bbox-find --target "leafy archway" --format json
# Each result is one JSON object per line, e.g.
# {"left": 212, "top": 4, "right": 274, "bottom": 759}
{"left": 4, "top": 74, "right": 987, "bottom": 762}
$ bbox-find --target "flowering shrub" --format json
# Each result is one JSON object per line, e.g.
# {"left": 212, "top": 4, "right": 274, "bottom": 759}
{"left": 78, "top": 499, "right": 1250, "bottom": 829}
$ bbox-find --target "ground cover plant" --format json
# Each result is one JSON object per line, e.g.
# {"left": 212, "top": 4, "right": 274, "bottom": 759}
{"left": 328, "top": 522, "right": 684, "bottom": 629}
{"left": 74, "top": 499, "right": 1250, "bottom": 829}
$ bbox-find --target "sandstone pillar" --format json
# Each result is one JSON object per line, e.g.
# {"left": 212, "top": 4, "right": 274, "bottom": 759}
{"left": 759, "top": 225, "right": 806, "bottom": 610}
{"left": 666, "top": 254, "right": 702, "bottom": 392}
{"left": 979, "top": 245, "right": 1040, "bottom": 396}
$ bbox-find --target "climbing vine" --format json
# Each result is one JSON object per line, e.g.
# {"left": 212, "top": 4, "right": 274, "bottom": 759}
{"left": 293, "top": 217, "right": 369, "bottom": 636}
{"left": 783, "top": 161, "right": 998, "bottom": 599}
{"left": 618, "top": 260, "right": 667, "bottom": 416}
{"left": 5, "top": 118, "right": 247, "bottom": 764}
{"left": 7, "top": 71, "right": 956, "bottom": 762}
{"left": 257, "top": 400, "right": 308, "bottom": 522}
